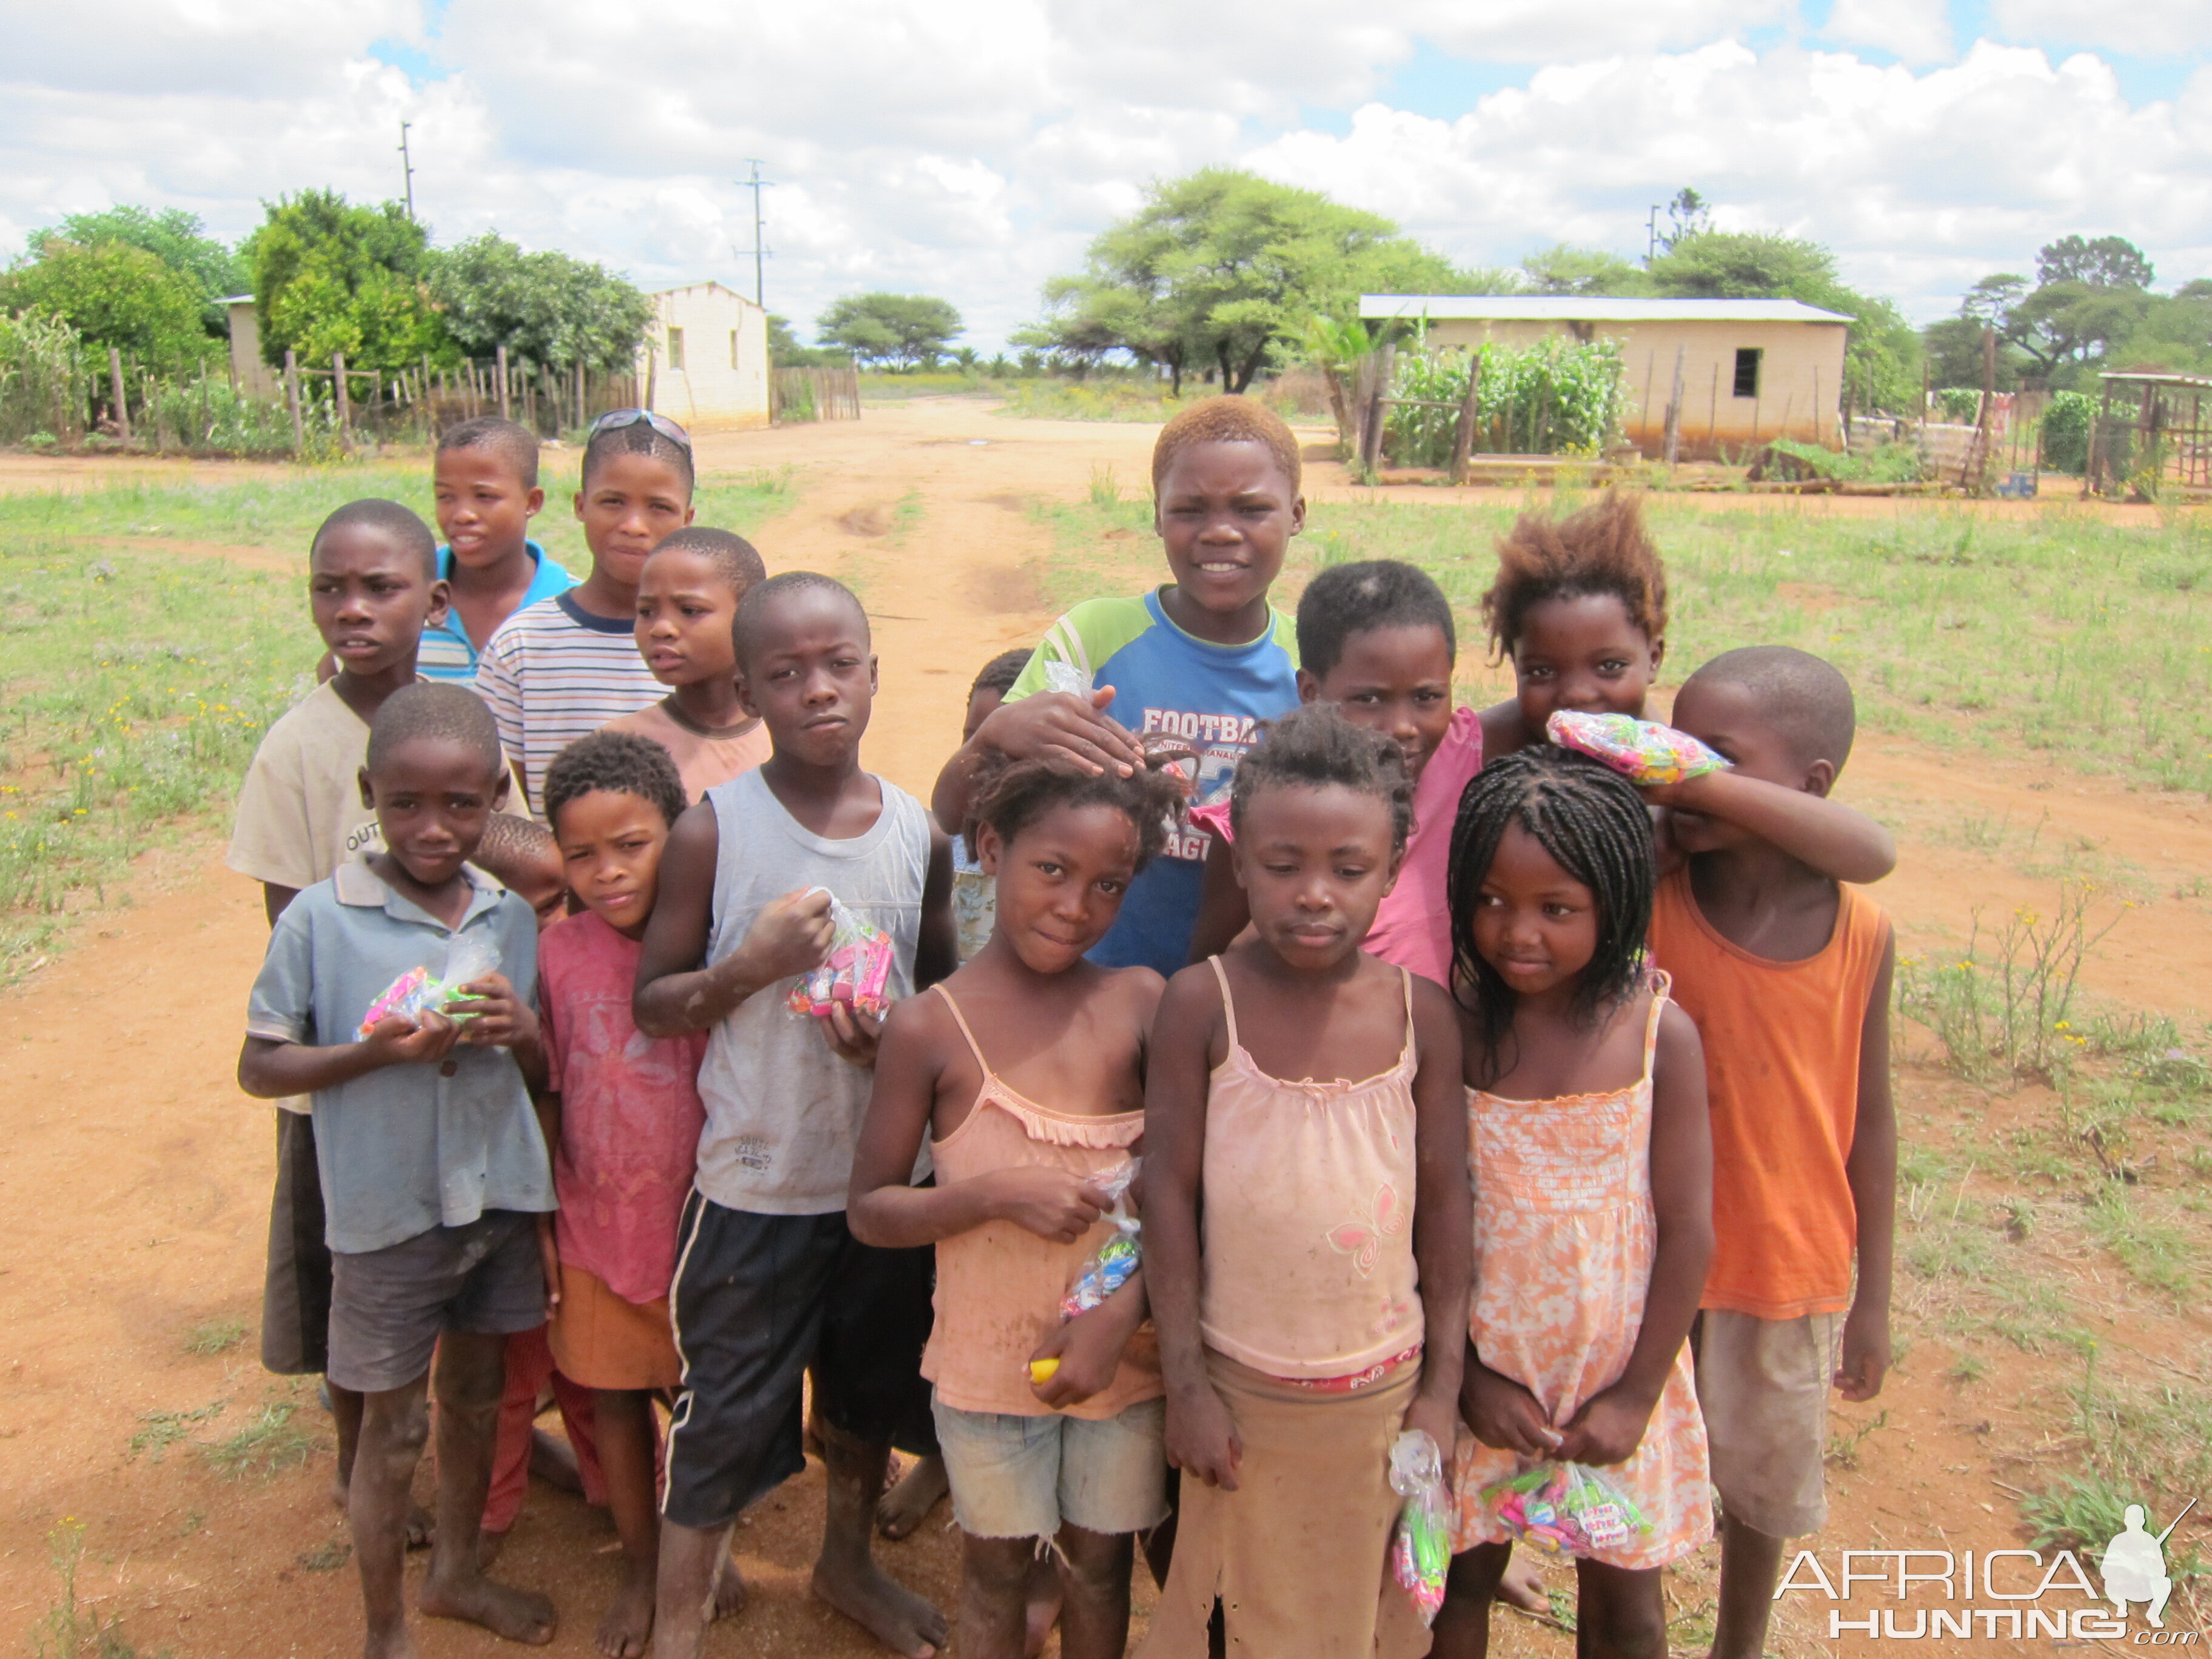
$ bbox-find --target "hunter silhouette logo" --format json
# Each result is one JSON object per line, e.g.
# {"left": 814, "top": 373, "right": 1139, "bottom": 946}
{"left": 2104, "top": 1499, "right": 2195, "bottom": 1629}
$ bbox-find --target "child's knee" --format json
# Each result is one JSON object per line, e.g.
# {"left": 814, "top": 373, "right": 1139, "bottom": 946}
{"left": 962, "top": 1533, "right": 1037, "bottom": 1598}
{"left": 1580, "top": 1572, "right": 1667, "bottom": 1659}
{"left": 432, "top": 1330, "right": 511, "bottom": 1416}
{"left": 1056, "top": 1526, "right": 1130, "bottom": 1597}
{"left": 361, "top": 1394, "right": 431, "bottom": 1465}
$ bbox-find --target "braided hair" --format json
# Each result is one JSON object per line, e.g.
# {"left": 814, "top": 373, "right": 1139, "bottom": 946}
{"left": 1447, "top": 746, "right": 1655, "bottom": 1065}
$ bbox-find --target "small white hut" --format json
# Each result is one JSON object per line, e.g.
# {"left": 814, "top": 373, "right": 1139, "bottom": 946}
{"left": 643, "top": 283, "right": 770, "bottom": 432}
{"left": 220, "top": 295, "right": 280, "bottom": 400}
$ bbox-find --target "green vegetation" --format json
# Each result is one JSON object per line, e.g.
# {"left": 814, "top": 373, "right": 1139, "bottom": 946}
{"left": 31, "top": 1521, "right": 163, "bottom": 1659}
{"left": 1386, "top": 337, "right": 1629, "bottom": 462}
{"left": 817, "top": 293, "right": 964, "bottom": 370}
{"left": 127, "top": 1400, "right": 226, "bottom": 1463}
{"left": 203, "top": 1400, "right": 319, "bottom": 1480}
{"left": 182, "top": 1317, "right": 247, "bottom": 1357}
{"left": 247, "top": 190, "right": 444, "bottom": 373}
{"left": 429, "top": 233, "right": 653, "bottom": 374}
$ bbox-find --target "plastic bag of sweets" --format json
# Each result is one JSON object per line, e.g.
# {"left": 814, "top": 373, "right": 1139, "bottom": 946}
{"left": 1059, "top": 1158, "right": 1141, "bottom": 1319}
{"left": 1481, "top": 1461, "right": 1654, "bottom": 1557}
{"left": 786, "top": 890, "right": 896, "bottom": 1020}
{"left": 1389, "top": 1429, "right": 1452, "bottom": 1625}
{"left": 1546, "top": 709, "right": 1728, "bottom": 788}
{"left": 355, "top": 936, "right": 500, "bottom": 1040}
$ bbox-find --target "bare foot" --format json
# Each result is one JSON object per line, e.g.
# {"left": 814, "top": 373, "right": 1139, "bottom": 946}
{"left": 363, "top": 1620, "right": 422, "bottom": 1659}
{"left": 595, "top": 1560, "right": 655, "bottom": 1658}
{"left": 333, "top": 1473, "right": 434, "bottom": 1550}
{"left": 811, "top": 1556, "right": 947, "bottom": 1658}
{"left": 529, "top": 1426, "right": 585, "bottom": 1495}
{"left": 420, "top": 1572, "right": 557, "bottom": 1646}
{"left": 875, "top": 1453, "right": 948, "bottom": 1541}
{"left": 1497, "top": 1552, "right": 1549, "bottom": 1615}
{"left": 712, "top": 1552, "right": 748, "bottom": 1621}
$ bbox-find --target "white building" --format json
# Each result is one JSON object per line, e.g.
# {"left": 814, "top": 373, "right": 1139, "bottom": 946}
{"left": 220, "top": 295, "right": 280, "bottom": 400}
{"left": 643, "top": 282, "right": 770, "bottom": 432}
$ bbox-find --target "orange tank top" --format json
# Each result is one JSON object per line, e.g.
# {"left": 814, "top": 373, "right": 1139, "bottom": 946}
{"left": 919, "top": 986, "right": 1162, "bottom": 1419}
{"left": 1647, "top": 870, "right": 1891, "bottom": 1319}
{"left": 1198, "top": 956, "right": 1425, "bottom": 1381}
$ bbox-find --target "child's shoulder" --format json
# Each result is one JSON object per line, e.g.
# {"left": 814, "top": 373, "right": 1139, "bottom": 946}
{"left": 252, "top": 680, "right": 359, "bottom": 755}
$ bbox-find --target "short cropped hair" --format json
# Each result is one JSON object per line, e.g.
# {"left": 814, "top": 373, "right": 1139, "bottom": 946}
{"left": 312, "top": 499, "right": 437, "bottom": 579}
{"left": 971, "top": 648, "right": 1033, "bottom": 699}
{"left": 1296, "top": 560, "right": 1457, "bottom": 682}
{"left": 364, "top": 682, "right": 503, "bottom": 780}
{"left": 582, "top": 415, "right": 694, "bottom": 494}
{"left": 1684, "top": 645, "right": 1857, "bottom": 770}
{"left": 474, "top": 811, "right": 557, "bottom": 883}
{"left": 1228, "top": 703, "right": 1412, "bottom": 852}
{"left": 437, "top": 417, "right": 540, "bottom": 490}
{"left": 542, "top": 729, "right": 690, "bottom": 834}
{"left": 1151, "top": 395, "right": 1301, "bottom": 496}
{"left": 1481, "top": 492, "right": 1667, "bottom": 662}
{"left": 732, "top": 571, "right": 868, "bottom": 669}
{"left": 645, "top": 526, "right": 766, "bottom": 599}
{"left": 970, "top": 752, "right": 1187, "bottom": 874}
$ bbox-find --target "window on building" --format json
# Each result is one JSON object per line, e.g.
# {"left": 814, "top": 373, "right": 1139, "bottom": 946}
{"left": 730, "top": 329, "right": 740, "bottom": 369}
{"left": 1732, "top": 347, "right": 1761, "bottom": 399}
{"left": 667, "top": 326, "right": 686, "bottom": 372}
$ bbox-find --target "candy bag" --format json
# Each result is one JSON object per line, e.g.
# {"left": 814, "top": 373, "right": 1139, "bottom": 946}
{"left": 1388, "top": 1429, "right": 1451, "bottom": 1626}
{"left": 355, "top": 936, "right": 499, "bottom": 1040}
{"left": 1481, "top": 1461, "right": 1653, "bottom": 1558}
{"left": 1546, "top": 709, "right": 1727, "bottom": 788}
{"left": 1059, "top": 1159, "right": 1141, "bottom": 1318}
{"left": 786, "top": 890, "right": 896, "bottom": 1019}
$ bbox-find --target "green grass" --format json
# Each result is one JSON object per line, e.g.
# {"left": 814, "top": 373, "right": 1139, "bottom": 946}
{"left": 127, "top": 1400, "right": 225, "bottom": 1463}
{"left": 201, "top": 1400, "right": 319, "bottom": 1480}
{"left": 181, "top": 1317, "right": 247, "bottom": 1357}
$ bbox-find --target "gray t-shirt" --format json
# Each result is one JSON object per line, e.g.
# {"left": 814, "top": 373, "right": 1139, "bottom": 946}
{"left": 246, "top": 858, "right": 553, "bottom": 1253}
{"left": 694, "top": 766, "right": 928, "bottom": 1215}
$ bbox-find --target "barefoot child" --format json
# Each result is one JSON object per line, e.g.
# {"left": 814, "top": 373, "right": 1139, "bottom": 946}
{"left": 1647, "top": 648, "right": 1895, "bottom": 1659}
{"left": 530, "top": 730, "right": 709, "bottom": 1657}
{"left": 1141, "top": 706, "right": 1469, "bottom": 1659}
{"left": 602, "top": 528, "right": 771, "bottom": 800}
{"left": 418, "top": 417, "right": 575, "bottom": 686}
{"left": 238, "top": 683, "right": 558, "bottom": 1658}
{"left": 933, "top": 396, "right": 1305, "bottom": 976}
{"left": 478, "top": 410, "right": 697, "bottom": 817}
{"left": 226, "top": 500, "right": 449, "bottom": 1543}
{"left": 634, "top": 572, "right": 956, "bottom": 1659}
{"left": 1430, "top": 747, "right": 1714, "bottom": 1659}
{"left": 850, "top": 756, "right": 1187, "bottom": 1659}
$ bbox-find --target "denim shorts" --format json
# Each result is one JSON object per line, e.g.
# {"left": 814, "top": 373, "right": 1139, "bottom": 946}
{"left": 933, "top": 1393, "right": 1168, "bottom": 1540}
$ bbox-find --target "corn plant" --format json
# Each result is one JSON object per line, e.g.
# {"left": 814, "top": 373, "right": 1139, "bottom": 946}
{"left": 1385, "top": 336, "right": 1628, "bottom": 465}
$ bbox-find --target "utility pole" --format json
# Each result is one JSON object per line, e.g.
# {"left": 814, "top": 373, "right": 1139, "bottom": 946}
{"left": 398, "top": 121, "right": 417, "bottom": 222}
{"left": 1646, "top": 203, "right": 1661, "bottom": 264}
{"left": 740, "top": 160, "right": 773, "bottom": 307}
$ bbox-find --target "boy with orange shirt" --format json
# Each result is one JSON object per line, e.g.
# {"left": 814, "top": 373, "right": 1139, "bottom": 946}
{"left": 1647, "top": 646, "right": 1895, "bottom": 1659}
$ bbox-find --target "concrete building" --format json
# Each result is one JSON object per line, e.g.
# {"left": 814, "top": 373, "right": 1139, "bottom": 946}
{"left": 1358, "top": 295, "right": 1854, "bottom": 460}
{"left": 643, "top": 282, "right": 770, "bottom": 432}
{"left": 220, "top": 295, "right": 280, "bottom": 400}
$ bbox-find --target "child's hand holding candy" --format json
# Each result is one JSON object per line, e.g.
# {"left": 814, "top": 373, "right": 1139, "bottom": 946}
{"left": 451, "top": 971, "right": 538, "bottom": 1051}
{"left": 1546, "top": 709, "right": 1727, "bottom": 791}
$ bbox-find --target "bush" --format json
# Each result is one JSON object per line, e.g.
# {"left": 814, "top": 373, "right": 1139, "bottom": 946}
{"left": 2039, "top": 390, "right": 2102, "bottom": 474}
{"left": 1934, "top": 387, "right": 1983, "bottom": 422}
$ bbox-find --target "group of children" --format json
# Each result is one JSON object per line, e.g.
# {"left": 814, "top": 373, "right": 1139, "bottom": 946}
{"left": 230, "top": 394, "right": 1899, "bottom": 1659}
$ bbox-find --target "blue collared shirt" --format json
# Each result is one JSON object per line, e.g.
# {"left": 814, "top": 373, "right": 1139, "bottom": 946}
{"left": 246, "top": 858, "right": 553, "bottom": 1253}
{"left": 417, "top": 538, "right": 577, "bottom": 686}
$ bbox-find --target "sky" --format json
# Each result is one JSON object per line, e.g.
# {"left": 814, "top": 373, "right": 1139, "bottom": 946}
{"left": 4, "top": 0, "right": 2208, "bottom": 354}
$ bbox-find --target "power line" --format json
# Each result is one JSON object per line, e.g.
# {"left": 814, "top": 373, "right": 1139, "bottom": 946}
{"left": 739, "top": 160, "right": 774, "bottom": 307}
{"left": 398, "top": 122, "right": 418, "bottom": 223}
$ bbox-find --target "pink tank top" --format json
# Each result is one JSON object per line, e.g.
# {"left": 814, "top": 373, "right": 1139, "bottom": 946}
{"left": 1198, "top": 957, "right": 1426, "bottom": 1381}
{"left": 919, "top": 987, "right": 1164, "bottom": 1419}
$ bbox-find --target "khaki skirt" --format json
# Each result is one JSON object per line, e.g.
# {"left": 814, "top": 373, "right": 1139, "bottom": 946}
{"left": 547, "top": 1262, "right": 681, "bottom": 1391}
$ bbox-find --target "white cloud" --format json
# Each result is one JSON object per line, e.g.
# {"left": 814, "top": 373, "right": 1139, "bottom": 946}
{"left": 1822, "top": 0, "right": 1956, "bottom": 65}
{"left": 1988, "top": 0, "right": 2212, "bottom": 58}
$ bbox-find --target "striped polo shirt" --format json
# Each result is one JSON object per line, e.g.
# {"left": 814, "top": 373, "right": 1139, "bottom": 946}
{"left": 475, "top": 591, "right": 662, "bottom": 819}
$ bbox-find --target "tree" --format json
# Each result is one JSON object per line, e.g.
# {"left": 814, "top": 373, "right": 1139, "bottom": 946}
{"left": 1521, "top": 244, "right": 1649, "bottom": 297}
{"left": 1661, "top": 189, "right": 1711, "bottom": 252}
{"left": 40, "top": 206, "right": 246, "bottom": 336}
{"left": 1019, "top": 169, "right": 1473, "bottom": 394}
{"left": 0, "top": 238, "right": 212, "bottom": 372}
{"left": 247, "top": 190, "right": 445, "bottom": 372}
{"left": 430, "top": 233, "right": 651, "bottom": 370}
{"left": 816, "top": 293, "right": 962, "bottom": 369}
{"left": 1922, "top": 316, "right": 2022, "bottom": 392}
{"left": 2036, "top": 235, "right": 2154, "bottom": 292}
{"left": 766, "top": 313, "right": 851, "bottom": 368}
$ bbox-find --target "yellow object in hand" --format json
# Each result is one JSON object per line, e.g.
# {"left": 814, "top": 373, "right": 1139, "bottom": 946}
{"left": 1028, "top": 1358, "right": 1060, "bottom": 1384}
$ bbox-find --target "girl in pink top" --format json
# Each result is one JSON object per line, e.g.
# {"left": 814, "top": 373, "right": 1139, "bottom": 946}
{"left": 850, "top": 754, "right": 1186, "bottom": 1659}
{"left": 1142, "top": 706, "right": 1470, "bottom": 1659}
{"left": 1187, "top": 559, "right": 1481, "bottom": 985}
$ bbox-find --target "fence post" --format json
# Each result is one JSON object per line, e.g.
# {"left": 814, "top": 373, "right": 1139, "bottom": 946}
{"left": 1448, "top": 352, "right": 1483, "bottom": 484}
{"left": 108, "top": 347, "right": 130, "bottom": 448}
{"left": 1663, "top": 343, "right": 1686, "bottom": 468}
{"left": 285, "top": 349, "right": 304, "bottom": 454}
{"left": 496, "top": 344, "right": 510, "bottom": 420}
{"left": 334, "top": 352, "right": 353, "bottom": 454}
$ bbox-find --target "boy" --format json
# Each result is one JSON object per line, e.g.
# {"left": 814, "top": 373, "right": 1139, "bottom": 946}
{"left": 418, "top": 417, "right": 577, "bottom": 686}
{"left": 238, "top": 683, "right": 558, "bottom": 1659}
{"left": 634, "top": 572, "right": 956, "bottom": 1659}
{"left": 227, "top": 498, "right": 449, "bottom": 1534}
{"left": 603, "top": 527, "right": 771, "bottom": 799}
{"left": 931, "top": 396, "right": 1304, "bottom": 976}
{"left": 1647, "top": 646, "right": 1896, "bottom": 1659}
{"left": 477, "top": 409, "right": 697, "bottom": 817}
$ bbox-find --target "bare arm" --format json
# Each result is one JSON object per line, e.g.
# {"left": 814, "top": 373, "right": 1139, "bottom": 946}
{"left": 1652, "top": 769, "right": 1896, "bottom": 885}
{"left": 913, "top": 820, "right": 958, "bottom": 991}
{"left": 930, "top": 688, "right": 1145, "bottom": 833}
{"left": 1405, "top": 977, "right": 1470, "bottom": 1451}
{"left": 1837, "top": 933, "right": 1896, "bottom": 1401}
{"left": 261, "top": 883, "right": 300, "bottom": 928}
{"left": 1185, "top": 833, "right": 1250, "bottom": 964}
{"left": 238, "top": 1016, "right": 463, "bottom": 1098}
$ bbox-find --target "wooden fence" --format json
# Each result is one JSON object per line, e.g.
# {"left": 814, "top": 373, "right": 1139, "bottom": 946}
{"left": 771, "top": 366, "right": 861, "bottom": 424}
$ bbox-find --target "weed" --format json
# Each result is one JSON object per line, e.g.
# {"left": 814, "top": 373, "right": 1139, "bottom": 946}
{"left": 29, "top": 1521, "right": 161, "bottom": 1659}
{"left": 181, "top": 1317, "right": 246, "bottom": 1357}
{"left": 1087, "top": 464, "right": 1121, "bottom": 508}
{"left": 1948, "top": 1353, "right": 1988, "bottom": 1384}
{"left": 295, "top": 1537, "right": 351, "bottom": 1572}
{"left": 1825, "top": 1409, "right": 1890, "bottom": 1470}
{"left": 2022, "top": 1472, "right": 2151, "bottom": 1553}
{"left": 201, "top": 1400, "right": 318, "bottom": 1480}
{"left": 127, "top": 1400, "right": 224, "bottom": 1463}
{"left": 2084, "top": 1184, "right": 2195, "bottom": 1298}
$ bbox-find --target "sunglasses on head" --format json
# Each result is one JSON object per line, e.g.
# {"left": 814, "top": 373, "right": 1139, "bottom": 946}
{"left": 588, "top": 408, "right": 692, "bottom": 447}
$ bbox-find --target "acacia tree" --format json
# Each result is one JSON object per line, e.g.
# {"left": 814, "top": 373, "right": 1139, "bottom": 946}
{"left": 816, "top": 293, "right": 962, "bottom": 369}
{"left": 431, "top": 233, "right": 652, "bottom": 370}
{"left": 1934, "top": 236, "right": 2160, "bottom": 387}
{"left": 246, "top": 190, "right": 445, "bottom": 372}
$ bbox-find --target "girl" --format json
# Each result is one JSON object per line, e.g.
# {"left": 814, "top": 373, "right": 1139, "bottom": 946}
{"left": 1431, "top": 746, "right": 1713, "bottom": 1659}
{"left": 1142, "top": 705, "right": 1470, "bottom": 1659}
{"left": 848, "top": 755, "right": 1187, "bottom": 1659}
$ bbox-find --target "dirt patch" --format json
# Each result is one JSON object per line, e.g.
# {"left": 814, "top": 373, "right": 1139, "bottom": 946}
{"left": 837, "top": 503, "right": 896, "bottom": 537}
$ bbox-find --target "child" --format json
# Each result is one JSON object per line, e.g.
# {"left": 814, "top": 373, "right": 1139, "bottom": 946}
{"left": 601, "top": 528, "right": 771, "bottom": 800}
{"left": 932, "top": 396, "right": 1305, "bottom": 976}
{"left": 1187, "top": 559, "right": 1480, "bottom": 982}
{"left": 237, "top": 682, "right": 557, "bottom": 1658}
{"left": 1141, "top": 706, "right": 1469, "bottom": 1659}
{"left": 532, "top": 729, "right": 710, "bottom": 1658}
{"left": 477, "top": 409, "right": 697, "bottom": 817}
{"left": 226, "top": 498, "right": 449, "bottom": 1537}
{"left": 477, "top": 811, "right": 569, "bottom": 927}
{"left": 632, "top": 571, "right": 956, "bottom": 1659}
{"left": 950, "top": 649, "right": 1037, "bottom": 964}
{"left": 1646, "top": 648, "right": 1895, "bottom": 1659}
{"left": 418, "top": 417, "right": 577, "bottom": 686}
{"left": 849, "top": 754, "right": 1187, "bottom": 1659}
{"left": 1430, "top": 746, "right": 1714, "bottom": 1659}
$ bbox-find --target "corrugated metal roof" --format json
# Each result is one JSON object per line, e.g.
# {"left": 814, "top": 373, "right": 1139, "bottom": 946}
{"left": 1358, "top": 294, "right": 1854, "bottom": 324}
{"left": 217, "top": 293, "right": 255, "bottom": 306}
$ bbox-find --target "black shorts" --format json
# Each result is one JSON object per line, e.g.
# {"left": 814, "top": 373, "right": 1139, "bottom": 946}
{"left": 662, "top": 1195, "right": 935, "bottom": 1532}
{"left": 261, "top": 1110, "right": 332, "bottom": 1376}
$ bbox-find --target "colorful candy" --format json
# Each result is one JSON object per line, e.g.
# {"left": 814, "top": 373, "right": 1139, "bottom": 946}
{"left": 1388, "top": 1430, "right": 1451, "bottom": 1625}
{"left": 1027, "top": 1358, "right": 1060, "bottom": 1384}
{"left": 1059, "top": 1159, "right": 1141, "bottom": 1319}
{"left": 355, "top": 938, "right": 497, "bottom": 1041}
{"left": 1480, "top": 1462, "right": 1653, "bottom": 1558}
{"left": 1546, "top": 709, "right": 1728, "bottom": 788}
{"left": 786, "top": 890, "right": 896, "bottom": 1019}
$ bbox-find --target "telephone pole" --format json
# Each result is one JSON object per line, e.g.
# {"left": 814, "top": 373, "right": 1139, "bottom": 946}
{"left": 740, "top": 160, "right": 773, "bottom": 307}
{"left": 1646, "top": 203, "right": 1660, "bottom": 264}
{"left": 398, "top": 122, "right": 417, "bottom": 222}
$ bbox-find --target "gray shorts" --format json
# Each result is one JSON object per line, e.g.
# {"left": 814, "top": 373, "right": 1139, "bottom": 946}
{"left": 1696, "top": 1308, "right": 1843, "bottom": 1538}
{"left": 933, "top": 1393, "right": 1168, "bottom": 1540}
{"left": 327, "top": 1212, "right": 547, "bottom": 1394}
